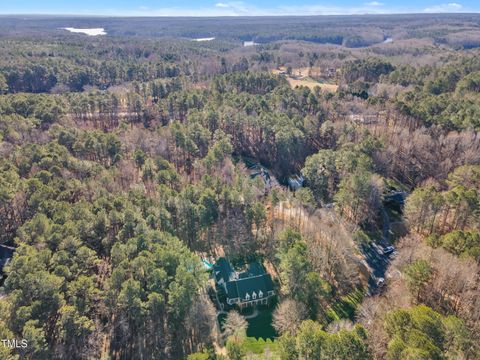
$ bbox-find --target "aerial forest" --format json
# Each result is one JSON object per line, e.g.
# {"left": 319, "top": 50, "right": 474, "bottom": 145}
{"left": 0, "top": 15, "right": 480, "bottom": 360}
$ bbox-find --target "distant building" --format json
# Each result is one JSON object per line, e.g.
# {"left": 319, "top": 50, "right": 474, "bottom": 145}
{"left": 248, "top": 163, "right": 280, "bottom": 191}
{"left": 249, "top": 164, "right": 272, "bottom": 188}
{"left": 288, "top": 174, "right": 305, "bottom": 191}
{"left": 347, "top": 113, "right": 381, "bottom": 125}
{"left": 214, "top": 258, "right": 275, "bottom": 307}
{"left": 325, "top": 68, "right": 337, "bottom": 78}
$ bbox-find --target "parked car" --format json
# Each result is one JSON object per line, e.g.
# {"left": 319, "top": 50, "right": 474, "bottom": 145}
{"left": 383, "top": 246, "right": 396, "bottom": 255}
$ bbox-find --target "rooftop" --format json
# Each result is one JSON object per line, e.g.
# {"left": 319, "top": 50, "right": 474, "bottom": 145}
{"left": 213, "top": 258, "right": 274, "bottom": 302}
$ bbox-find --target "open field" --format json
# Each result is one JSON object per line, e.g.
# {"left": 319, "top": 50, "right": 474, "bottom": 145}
{"left": 287, "top": 77, "right": 339, "bottom": 92}
{"left": 272, "top": 67, "right": 339, "bottom": 92}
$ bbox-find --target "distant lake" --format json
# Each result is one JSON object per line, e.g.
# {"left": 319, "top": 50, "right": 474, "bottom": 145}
{"left": 193, "top": 37, "right": 215, "bottom": 42}
{"left": 244, "top": 41, "right": 259, "bottom": 47}
{"left": 62, "top": 28, "right": 107, "bottom": 36}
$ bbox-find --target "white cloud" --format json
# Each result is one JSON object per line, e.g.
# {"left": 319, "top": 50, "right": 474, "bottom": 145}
{"left": 365, "top": 1, "right": 384, "bottom": 6}
{"left": 424, "top": 2, "right": 464, "bottom": 13}
{"left": 215, "top": 3, "right": 230, "bottom": 8}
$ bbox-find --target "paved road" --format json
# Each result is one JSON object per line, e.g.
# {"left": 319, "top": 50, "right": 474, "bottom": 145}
{"left": 362, "top": 207, "right": 396, "bottom": 295}
{"left": 361, "top": 243, "right": 391, "bottom": 295}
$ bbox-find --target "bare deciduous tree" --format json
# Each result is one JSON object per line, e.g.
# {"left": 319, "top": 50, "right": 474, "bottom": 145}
{"left": 223, "top": 311, "right": 248, "bottom": 341}
{"left": 184, "top": 293, "right": 218, "bottom": 354}
{"left": 272, "top": 299, "right": 308, "bottom": 335}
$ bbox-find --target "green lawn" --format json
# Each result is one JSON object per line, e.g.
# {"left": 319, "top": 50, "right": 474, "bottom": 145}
{"left": 243, "top": 305, "right": 278, "bottom": 340}
{"left": 326, "top": 288, "right": 364, "bottom": 322}
{"left": 242, "top": 337, "right": 278, "bottom": 355}
{"left": 219, "top": 305, "right": 278, "bottom": 340}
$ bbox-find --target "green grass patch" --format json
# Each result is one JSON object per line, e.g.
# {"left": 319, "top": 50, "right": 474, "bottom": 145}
{"left": 383, "top": 178, "right": 409, "bottom": 193}
{"left": 243, "top": 305, "right": 278, "bottom": 340}
{"left": 326, "top": 288, "right": 364, "bottom": 322}
{"left": 242, "top": 337, "right": 278, "bottom": 355}
{"left": 219, "top": 305, "right": 278, "bottom": 340}
{"left": 353, "top": 229, "right": 372, "bottom": 245}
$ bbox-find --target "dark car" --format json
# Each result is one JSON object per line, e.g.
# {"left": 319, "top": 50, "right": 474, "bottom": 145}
{"left": 383, "top": 246, "right": 396, "bottom": 255}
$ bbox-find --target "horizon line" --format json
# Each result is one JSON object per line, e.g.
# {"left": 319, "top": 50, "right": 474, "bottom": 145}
{"left": 0, "top": 12, "right": 479, "bottom": 18}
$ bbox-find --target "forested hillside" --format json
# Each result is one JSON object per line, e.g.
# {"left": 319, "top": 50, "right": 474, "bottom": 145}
{"left": 0, "top": 15, "right": 479, "bottom": 360}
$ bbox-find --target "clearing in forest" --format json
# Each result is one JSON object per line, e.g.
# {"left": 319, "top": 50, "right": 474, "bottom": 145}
{"left": 272, "top": 67, "right": 339, "bottom": 92}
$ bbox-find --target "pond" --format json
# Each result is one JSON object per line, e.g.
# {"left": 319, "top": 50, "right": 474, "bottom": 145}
{"left": 62, "top": 28, "right": 107, "bottom": 36}
{"left": 244, "top": 40, "right": 259, "bottom": 47}
{"left": 193, "top": 37, "right": 215, "bottom": 42}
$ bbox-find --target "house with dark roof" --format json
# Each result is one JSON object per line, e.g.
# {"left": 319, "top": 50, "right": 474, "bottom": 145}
{"left": 214, "top": 258, "right": 275, "bottom": 307}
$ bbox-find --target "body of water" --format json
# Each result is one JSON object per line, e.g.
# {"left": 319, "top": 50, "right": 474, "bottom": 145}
{"left": 244, "top": 40, "right": 259, "bottom": 47}
{"left": 62, "top": 28, "right": 107, "bottom": 36}
{"left": 194, "top": 37, "right": 215, "bottom": 42}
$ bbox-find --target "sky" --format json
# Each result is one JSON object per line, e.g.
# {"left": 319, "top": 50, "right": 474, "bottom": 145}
{"left": 1, "top": 0, "right": 479, "bottom": 16}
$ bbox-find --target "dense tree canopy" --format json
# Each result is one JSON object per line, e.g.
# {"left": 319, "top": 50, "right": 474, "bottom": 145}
{"left": 0, "top": 20, "right": 479, "bottom": 359}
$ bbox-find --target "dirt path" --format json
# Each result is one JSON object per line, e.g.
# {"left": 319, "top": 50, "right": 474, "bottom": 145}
{"left": 244, "top": 308, "right": 259, "bottom": 319}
